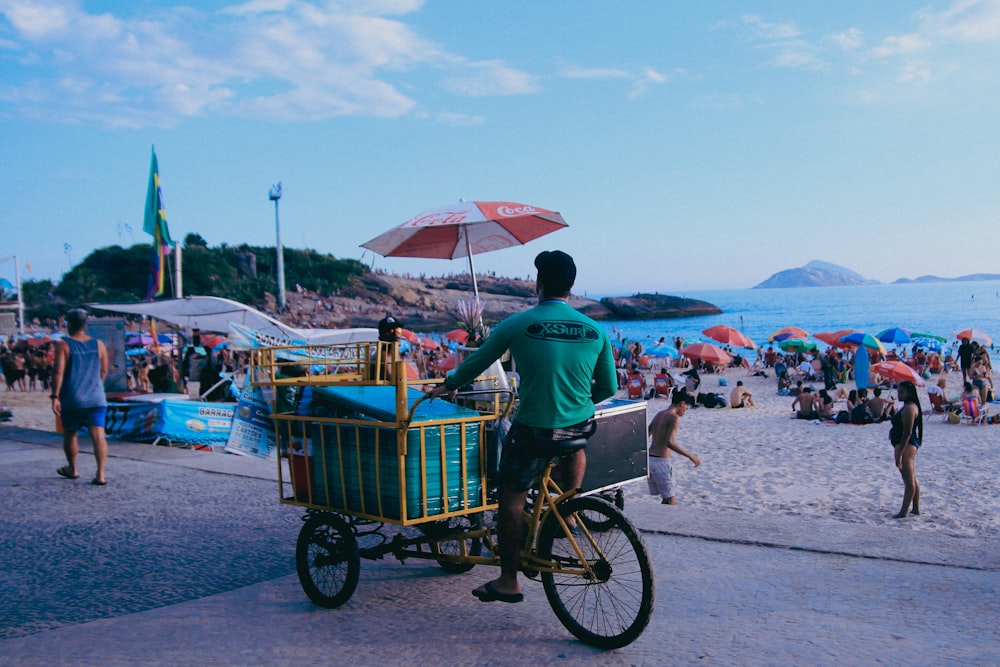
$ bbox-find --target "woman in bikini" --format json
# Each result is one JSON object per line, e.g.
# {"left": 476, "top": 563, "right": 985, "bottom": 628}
{"left": 889, "top": 381, "right": 922, "bottom": 519}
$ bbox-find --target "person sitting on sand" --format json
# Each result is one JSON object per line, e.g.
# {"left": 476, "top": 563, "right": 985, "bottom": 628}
{"left": 816, "top": 388, "right": 835, "bottom": 418}
{"left": 647, "top": 390, "right": 701, "bottom": 505}
{"left": 730, "top": 380, "right": 754, "bottom": 408}
{"left": 867, "top": 387, "right": 895, "bottom": 422}
{"left": 926, "top": 378, "right": 954, "bottom": 413}
{"left": 792, "top": 386, "right": 817, "bottom": 419}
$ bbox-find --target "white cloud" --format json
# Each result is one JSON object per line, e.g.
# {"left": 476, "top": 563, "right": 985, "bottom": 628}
{"left": 559, "top": 65, "right": 631, "bottom": 80}
{"left": 440, "top": 60, "right": 539, "bottom": 97}
{"left": 871, "top": 33, "right": 930, "bottom": 58}
{"left": 435, "top": 111, "right": 484, "bottom": 127}
{"left": 831, "top": 27, "right": 864, "bottom": 50}
{"left": 0, "top": 0, "right": 518, "bottom": 126}
{"left": 898, "top": 61, "right": 932, "bottom": 84}
{"left": 918, "top": 0, "right": 1000, "bottom": 42}
{"left": 739, "top": 14, "right": 825, "bottom": 70}
{"left": 558, "top": 63, "right": 669, "bottom": 99}
{"left": 741, "top": 14, "right": 800, "bottom": 40}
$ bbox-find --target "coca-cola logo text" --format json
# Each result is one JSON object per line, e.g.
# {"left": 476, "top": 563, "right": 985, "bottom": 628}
{"left": 498, "top": 205, "right": 537, "bottom": 217}
{"left": 404, "top": 211, "right": 472, "bottom": 227}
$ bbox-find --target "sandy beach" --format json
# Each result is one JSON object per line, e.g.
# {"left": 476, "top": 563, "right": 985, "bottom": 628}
{"left": 3, "top": 369, "right": 998, "bottom": 543}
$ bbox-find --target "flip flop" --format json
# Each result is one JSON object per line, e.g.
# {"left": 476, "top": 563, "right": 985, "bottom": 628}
{"left": 57, "top": 466, "right": 79, "bottom": 480}
{"left": 472, "top": 582, "right": 523, "bottom": 604}
{"left": 91, "top": 478, "right": 107, "bottom": 486}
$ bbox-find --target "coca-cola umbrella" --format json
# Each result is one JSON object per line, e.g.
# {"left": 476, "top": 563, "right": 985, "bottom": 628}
{"left": 360, "top": 200, "right": 568, "bottom": 301}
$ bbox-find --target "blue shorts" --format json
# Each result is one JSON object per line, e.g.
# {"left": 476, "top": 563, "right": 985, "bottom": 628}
{"left": 61, "top": 406, "right": 107, "bottom": 432}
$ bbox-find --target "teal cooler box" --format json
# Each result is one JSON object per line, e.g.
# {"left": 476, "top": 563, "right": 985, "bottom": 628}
{"left": 307, "top": 385, "right": 485, "bottom": 522}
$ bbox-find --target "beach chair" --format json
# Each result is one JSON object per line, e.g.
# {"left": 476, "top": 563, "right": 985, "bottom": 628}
{"left": 626, "top": 373, "right": 644, "bottom": 399}
{"left": 653, "top": 373, "right": 672, "bottom": 398}
{"left": 961, "top": 397, "right": 988, "bottom": 425}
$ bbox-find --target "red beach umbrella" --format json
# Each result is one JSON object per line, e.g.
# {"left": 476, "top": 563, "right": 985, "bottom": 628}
{"left": 702, "top": 325, "right": 755, "bottom": 349}
{"left": 399, "top": 329, "right": 420, "bottom": 344}
{"left": 443, "top": 329, "right": 470, "bottom": 345}
{"left": 871, "top": 361, "right": 926, "bottom": 387}
{"left": 680, "top": 342, "right": 732, "bottom": 366}
{"left": 361, "top": 200, "right": 568, "bottom": 301}
{"left": 419, "top": 337, "right": 441, "bottom": 351}
{"left": 813, "top": 329, "right": 859, "bottom": 349}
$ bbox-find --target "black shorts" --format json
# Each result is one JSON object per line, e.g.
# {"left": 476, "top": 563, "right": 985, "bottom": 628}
{"left": 498, "top": 418, "right": 596, "bottom": 493}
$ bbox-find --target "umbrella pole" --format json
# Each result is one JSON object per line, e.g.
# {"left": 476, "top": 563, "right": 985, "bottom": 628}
{"left": 464, "top": 231, "right": 480, "bottom": 303}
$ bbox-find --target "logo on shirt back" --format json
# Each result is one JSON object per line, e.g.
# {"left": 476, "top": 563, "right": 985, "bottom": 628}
{"left": 525, "top": 320, "right": 601, "bottom": 342}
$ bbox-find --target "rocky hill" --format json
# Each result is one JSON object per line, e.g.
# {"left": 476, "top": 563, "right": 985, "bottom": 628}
{"left": 754, "top": 260, "right": 878, "bottom": 289}
{"left": 284, "top": 273, "right": 720, "bottom": 332}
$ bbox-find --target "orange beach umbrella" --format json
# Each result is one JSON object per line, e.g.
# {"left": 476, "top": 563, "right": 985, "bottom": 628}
{"left": 870, "top": 361, "right": 926, "bottom": 387}
{"left": 702, "top": 325, "right": 755, "bottom": 349}
{"left": 680, "top": 342, "right": 732, "bottom": 366}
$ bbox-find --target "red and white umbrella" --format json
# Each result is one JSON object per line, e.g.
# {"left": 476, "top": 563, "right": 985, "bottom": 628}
{"left": 361, "top": 200, "right": 568, "bottom": 300}
{"left": 955, "top": 328, "right": 992, "bottom": 345}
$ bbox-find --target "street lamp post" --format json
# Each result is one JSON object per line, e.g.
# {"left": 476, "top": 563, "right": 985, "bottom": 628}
{"left": 269, "top": 182, "right": 286, "bottom": 311}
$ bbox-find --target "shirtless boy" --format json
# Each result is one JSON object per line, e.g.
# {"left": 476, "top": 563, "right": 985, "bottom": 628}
{"left": 647, "top": 391, "right": 701, "bottom": 505}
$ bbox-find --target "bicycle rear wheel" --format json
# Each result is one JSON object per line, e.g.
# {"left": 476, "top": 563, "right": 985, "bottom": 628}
{"left": 537, "top": 496, "right": 654, "bottom": 649}
{"left": 296, "top": 512, "right": 360, "bottom": 608}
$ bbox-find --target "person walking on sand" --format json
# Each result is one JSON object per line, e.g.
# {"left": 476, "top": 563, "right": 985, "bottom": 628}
{"left": 889, "top": 380, "right": 923, "bottom": 519}
{"left": 647, "top": 391, "right": 701, "bottom": 505}
{"left": 51, "top": 309, "right": 109, "bottom": 485}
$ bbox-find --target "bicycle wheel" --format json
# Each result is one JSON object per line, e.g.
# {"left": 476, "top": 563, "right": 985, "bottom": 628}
{"left": 537, "top": 496, "right": 654, "bottom": 649}
{"left": 418, "top": 515, "right": 484, "bottom": 574}
{"left": 296, "top": 513, "right": 360, "bottom": 608}
{"left": 582, "top": 488, "right": 625, "bottom": 531}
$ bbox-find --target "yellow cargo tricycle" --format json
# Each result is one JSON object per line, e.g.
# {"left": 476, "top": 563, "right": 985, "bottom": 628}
{"left": 250, "top": 340, "right": 654, "bottom": 650}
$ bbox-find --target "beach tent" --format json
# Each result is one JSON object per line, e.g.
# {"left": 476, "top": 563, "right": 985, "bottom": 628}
{"left": 91, "top": 296, "right": 377, "bottom": 344}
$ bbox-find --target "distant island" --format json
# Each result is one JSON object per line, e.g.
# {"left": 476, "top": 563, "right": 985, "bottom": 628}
{"left": 753, "top": 260, "right": 878, "bottom": 289}
{"left": 754, "top": 260, "right": 1000, "bottom": 289}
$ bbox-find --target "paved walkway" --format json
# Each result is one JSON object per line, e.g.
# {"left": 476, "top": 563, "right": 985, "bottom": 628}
{"left": 1, "top": 426, "right": 997, "bottom": 666}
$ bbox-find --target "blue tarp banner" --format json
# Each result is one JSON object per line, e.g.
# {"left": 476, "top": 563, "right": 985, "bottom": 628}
{"left": 105, "top": 399, "right": 234, "bottom": 445}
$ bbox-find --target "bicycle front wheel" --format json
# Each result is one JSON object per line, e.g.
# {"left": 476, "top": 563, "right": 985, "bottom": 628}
{"left": 296, "top": 512, "right": 360, "bottom": 608}
{"left": 537, "top": 496, "right": 654, "bottom": 650}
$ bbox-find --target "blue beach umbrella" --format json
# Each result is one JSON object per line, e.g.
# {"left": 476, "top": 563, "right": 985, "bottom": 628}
{"left": 840, "top": 332, "right": 886, "bottom": 354}
{"left": 645, "top": 344, "right": 680, "bottom": 359}
{"left": 876, "top": 327, "right": 911, "bottom": 345}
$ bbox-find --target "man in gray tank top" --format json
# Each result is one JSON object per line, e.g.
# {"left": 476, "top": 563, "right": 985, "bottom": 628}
{"left": 51, "top": 309, "right": 110, "bottom": 485}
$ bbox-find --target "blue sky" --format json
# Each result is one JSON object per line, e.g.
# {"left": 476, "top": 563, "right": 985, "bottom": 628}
{"left": 2, "top": 0, "right": 999, "bottom": 297}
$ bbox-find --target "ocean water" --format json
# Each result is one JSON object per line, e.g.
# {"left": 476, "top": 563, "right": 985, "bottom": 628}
{"left": 599, "top": 280, "right": 1000, "bottom": 350}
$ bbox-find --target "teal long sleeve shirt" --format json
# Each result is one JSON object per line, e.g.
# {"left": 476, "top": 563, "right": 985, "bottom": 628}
{"left": 444, "top": 300, "right": 617, "bottom": 429}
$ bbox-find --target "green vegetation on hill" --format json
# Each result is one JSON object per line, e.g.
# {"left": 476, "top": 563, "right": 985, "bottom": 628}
{"left": 21, "top": 234, "right": 366, "bottom": 322}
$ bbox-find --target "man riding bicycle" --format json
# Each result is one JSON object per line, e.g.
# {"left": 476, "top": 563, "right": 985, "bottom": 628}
{"left": 428, "top": 250, "right": 617, "bottom": 603}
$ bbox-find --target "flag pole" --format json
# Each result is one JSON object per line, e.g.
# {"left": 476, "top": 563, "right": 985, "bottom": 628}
{"left": 175, "top": 243, "right": 183, "bottom": 298}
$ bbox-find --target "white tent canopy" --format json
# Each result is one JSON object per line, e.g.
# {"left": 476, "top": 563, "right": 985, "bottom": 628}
{"left": 90, "top": 296, "right": 378, "bottom": 344}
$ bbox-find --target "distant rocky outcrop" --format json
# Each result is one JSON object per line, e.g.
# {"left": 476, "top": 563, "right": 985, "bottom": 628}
{"left": 295, "top": 273, "right": 720, "bottom": 331}
{"left": 598, "top": 294, "right": 722, "bottom": 320}
{"left": 753, "top": 260, "right": 879, "bottom": 289}
{"left": 893, "top": 273, "right": 1000, "bottom": 284}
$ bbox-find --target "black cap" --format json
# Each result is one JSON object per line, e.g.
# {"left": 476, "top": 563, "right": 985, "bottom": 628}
{"left": 378, "top": 316, "right": 404, "bottom": 341}
{"left": 534, "top": 250, "right": 576, "bottom": 293}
